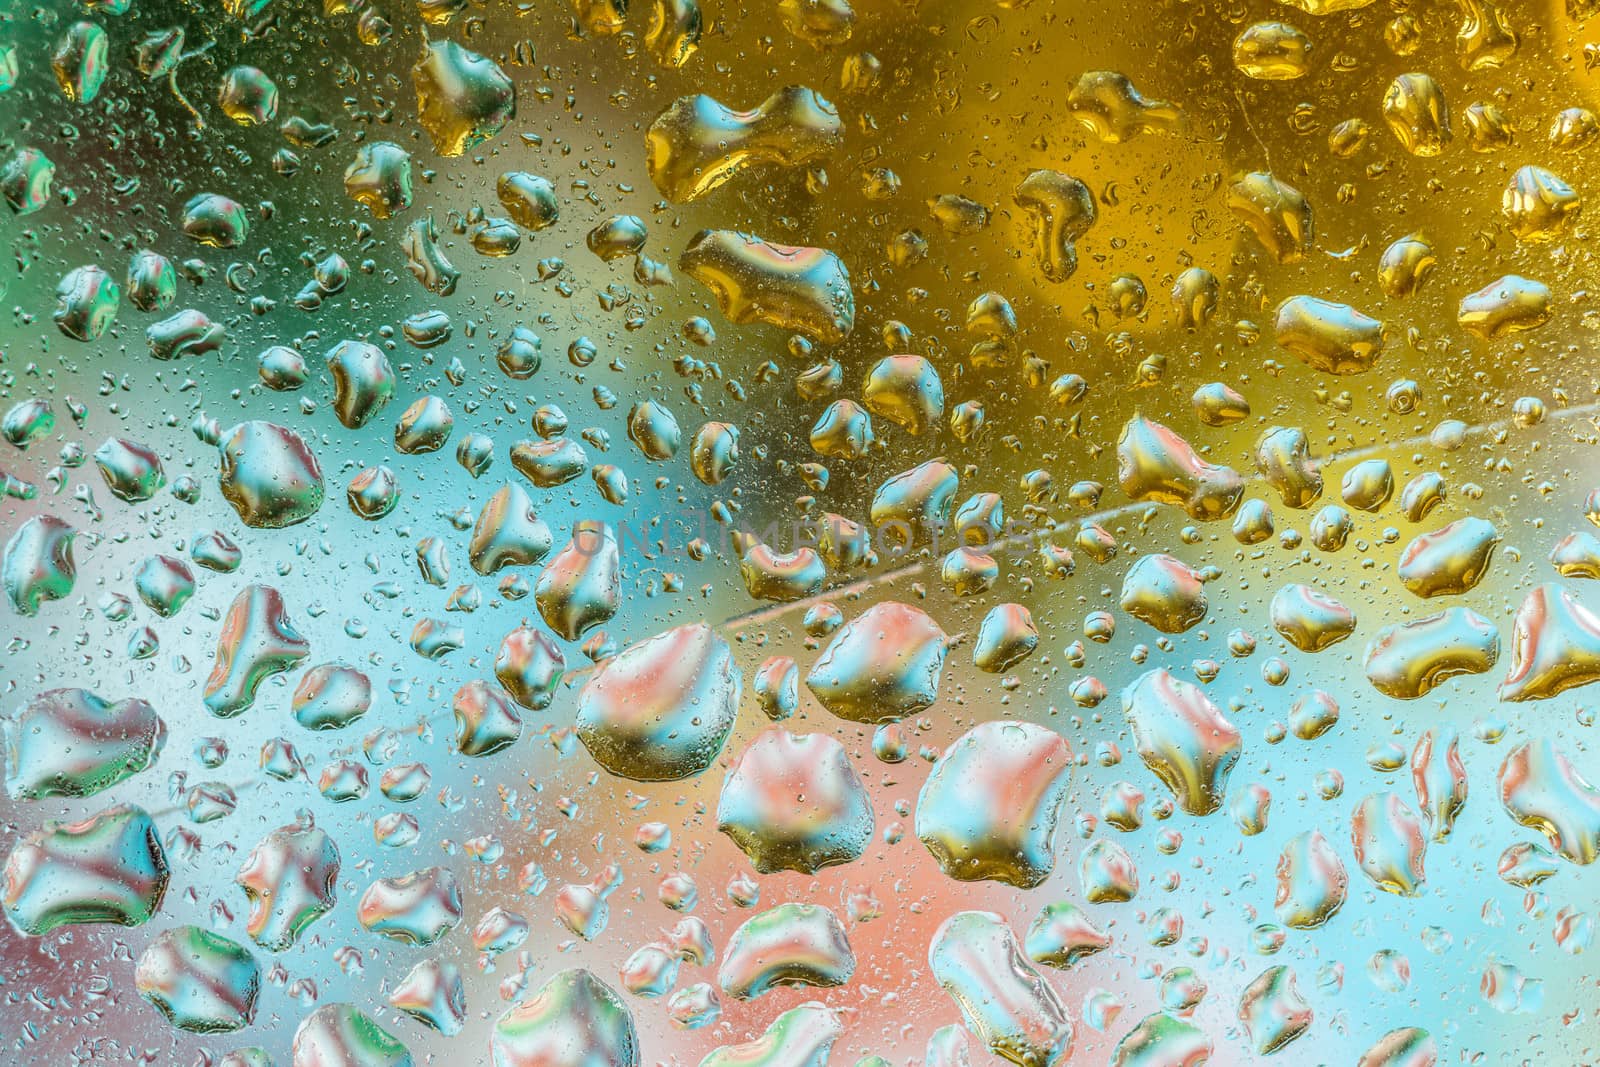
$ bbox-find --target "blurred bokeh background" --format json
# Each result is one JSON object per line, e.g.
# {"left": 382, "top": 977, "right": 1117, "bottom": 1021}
{"left": 3, "top": 0, "right": 1600, "bottom": 1062}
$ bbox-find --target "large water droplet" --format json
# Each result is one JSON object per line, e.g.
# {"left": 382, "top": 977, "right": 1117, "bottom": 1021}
{"left": 1121, "top": 669, "right": 1242, "bottom": 817}
{"left": 916, "top": 721, "right": 1073, "bottom": 888}
{"left": 135, "top": 925, "right": 260, "bottom": 1033}
{"left": 3, "top": 688, "right": 165, "bottom": 800}
{"left": 805, "top": 601, "right": 948, "bottom": 723}
{"left": 217, "top": 421, "right": 325, "bottom": 529}
{"left": 719, "top": 902, "right": 855, "bottom": 1000}
{"left": 575, "top": 622, "right": 740, "bottom": 781}
{"left": 717, "top": 727, "right": 873, "bottom": 874}
{"left": 928, "top": 910, "right": 1073, "bottom": 1067}
{"left": 3, "top": 803, "right": 169, "bottom": 935}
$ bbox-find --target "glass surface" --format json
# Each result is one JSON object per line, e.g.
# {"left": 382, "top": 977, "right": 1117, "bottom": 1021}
{"left": 2, "top": 0, "right": 1599, "bottom": 1063}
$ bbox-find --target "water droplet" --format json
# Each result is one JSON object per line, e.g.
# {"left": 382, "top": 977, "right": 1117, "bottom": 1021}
{"left": 390, "top": 959, "right": 466, "bottom": 1036}
{"left": 345, "top": 142, "right": 414, "bottom": 219}
{"left": 1066, "top": 70, "right": 1179, "bottom": 143}
{"left": 1500, "top": 583, "right": 1600, "bottom": 701}
{"left": 2, "top": 515, "right": 76, "bottom": 616}
{"left": 718, "top": 727, "right": 872, "bottom": 874}
{"left": 1108, "top": 1013, "right": 1211, "bottom": 1067}
{"left": 1351, "top": 792, "right": 1428, "bottom": 895}
{"left": 292, "top": 664, "right": 372, "bottom": 730}
{"left": 680, "top": 230, "right": 855, "bottom": 344}
{"left": 54, "top": 264, "right": 119, "bottom": 341}
{"left": 1269, "top": 583, "right": 1356, "bottom": 652}
{"left": 218, "top": 421, "right": 324, "bottom": 528}
{"left": 236, "top": 822, "right": 340, "bottom": 951}
{"left": 1122, "top": 668, "right": 1242, "bottom": 816}
{"left": 1275, "top": 295, "right": 1385, "bottom": 375}
{"left": 1397, "top": 517, "right": 1500, "bottom": 597}
{"left": 358, "top": 866, "right": 462, "bottom": 945}
{"left": 702, "top": 1002, "right": 839, "bottom": 1067}
{"left": 292, "top": 1004, "right": 412, "bottom": 1067}
{"left": 135, "top": 926, "right": 260, "bottom": 1033}
{"left": 647, "top": 87, "right": 841, "bottom": 202}
{"left": 1499, "top": 738, "right": 1600, "bottom": 865}
{"left": 719, "top": 902, "right": 854, "bottom": 1000}
{"left": 203, "top": 584, "right": 310, "bottom": 718}
{"left": 1118, "top": 415, "right": 1244, "bottom": 521}
{"left": 1024, "top": 902, "right": 1110, "bottom": 970}
{"left": 413, "top": 39, "right": 515, "bottom": 157}
{"left": 1121, "top": 554, "right": 1208, "bottom": 634}
{"left": 3, "top": 804, "right": 169, "bottom": 935}
{"left": 495, "top": 624, "right": 565, "bottom": 710}
{"left": 1238, "top": 965, "right": 1311, "bottom": 1054}
{"left": 576, "top": 622, "right": 739, "bottom": 781}
{"left": 1014, "top": 171, "right": 1096, "bottom": 282}
{"left": 929, "top": 910, "right": 1073, "bottom": 1067}
{"left": 1363, "top": 606, "right": 1499, "bottom": 699}
{"left": 806, "top": 601, "right": 948, "bottom": 723}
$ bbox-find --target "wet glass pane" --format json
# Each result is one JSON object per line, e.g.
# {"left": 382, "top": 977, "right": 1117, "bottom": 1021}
{"left": 1, "top": 0, "right": 1598, "bottom": 1063}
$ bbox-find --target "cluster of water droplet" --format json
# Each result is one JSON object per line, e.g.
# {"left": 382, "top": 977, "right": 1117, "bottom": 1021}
{"left": 6, "top": 0, "right": 1600, "bottom": 1063}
